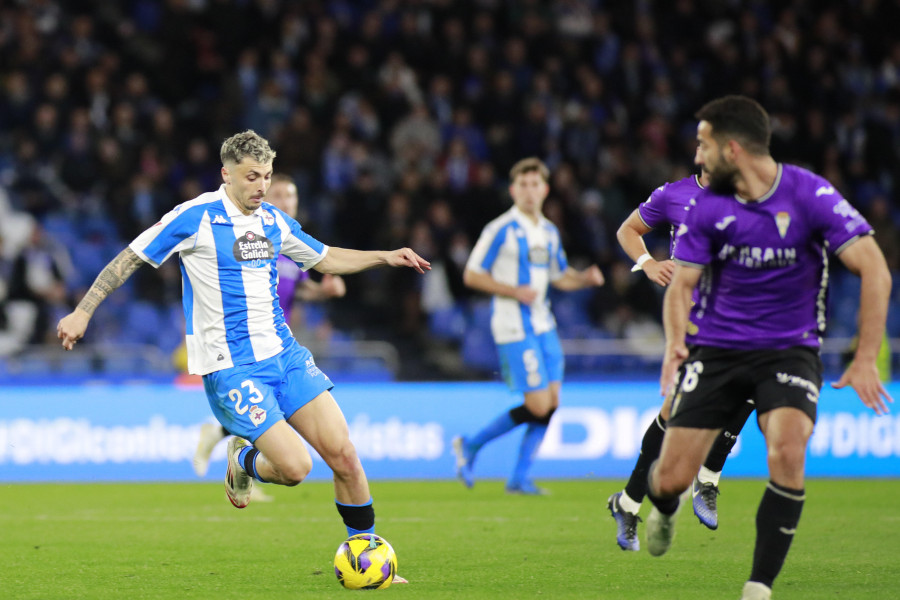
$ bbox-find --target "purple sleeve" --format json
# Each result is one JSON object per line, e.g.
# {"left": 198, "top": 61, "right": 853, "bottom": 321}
{"left": 637, "top": 184, "right": 669, "bottom": 229}
{"left": 805, "top": 178, "right": 874, "bottom": 254}
{"left": 671, "top": 196, "right": 715, "bottom": 267}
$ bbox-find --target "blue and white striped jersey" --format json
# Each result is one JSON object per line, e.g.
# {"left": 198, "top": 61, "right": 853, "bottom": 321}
{"left": 129, "top": 185, "right": 328, "bottom": 375}
{"left": 466, "top": 206, "right": 568, "bottom": 344}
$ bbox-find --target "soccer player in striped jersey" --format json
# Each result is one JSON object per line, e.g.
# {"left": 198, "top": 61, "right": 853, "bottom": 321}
{"left": 607, "top": 167, "right": 755, "bottom": 551}
{"left": 452, "top": 157, "right": 605, "bottom": 495}
{"left": 190, "top": 173, "right": 346, "bottom": 501}
{"left": 57, "top": 131, "right": 428, "bottom": 565}
{"left": 646, "top": 96, "right": 891, "bottom": 600}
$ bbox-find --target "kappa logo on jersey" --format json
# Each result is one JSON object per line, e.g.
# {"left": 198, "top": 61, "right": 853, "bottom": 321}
{"left": 815, "top": 185, "right": 835, "bottom": 197}
{"left": 212, "top": 214, "right": 229, "bottom": 225}
{"left": 714, "top": 215, "right": 736, "bottom": 230}
{"left": 528, "top": 246, "right": 550, "bottom": 265}
{"left": 248, "top": 404, "right": 266, "bottom": 427}
{"left": 775, "top": 211, "right": 791, "bottom": 239}
{"left": 233, "top": 231, "right": 274, "bottom": 265}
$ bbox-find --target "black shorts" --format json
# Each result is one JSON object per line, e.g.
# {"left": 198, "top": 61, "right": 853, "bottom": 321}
{"left": 668, "top": 346, "right": 822, "bottom": 429}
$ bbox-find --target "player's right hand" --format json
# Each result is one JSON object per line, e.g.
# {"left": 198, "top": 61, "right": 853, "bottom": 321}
{"left": 57, "top": 310, "right": 90, "bottom": 351}
{"left": 659, "top": 344, "right": 689, "bottom": 397}
{"left": 644, "top": 259, "right": 676, "bottom": 287}
{"left": 514, "top": 285, "right": 538, "bottom": 305}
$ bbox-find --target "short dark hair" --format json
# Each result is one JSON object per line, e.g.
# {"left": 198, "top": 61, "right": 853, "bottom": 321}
{"left": 509, "top": 157, "right": 550, "bottom": 182}
{"left": 695, "top": 95, "right": 771, "bottom": 155}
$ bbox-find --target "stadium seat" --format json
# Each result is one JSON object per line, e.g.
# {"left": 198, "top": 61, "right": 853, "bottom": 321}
{"left": 428, "top": 303, "right": 467, "bottom": 341}
{"left": 461, "top": 328, "right": 499, "bottom": 373}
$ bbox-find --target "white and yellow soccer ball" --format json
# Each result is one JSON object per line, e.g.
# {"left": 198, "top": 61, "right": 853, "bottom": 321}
{"left": 333, "top": 533, "right": 398, "bottom": 590}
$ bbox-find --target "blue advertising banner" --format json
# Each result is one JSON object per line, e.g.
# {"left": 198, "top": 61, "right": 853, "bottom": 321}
{"left": 0, "top": 382, "right": 897, "bottom": 482}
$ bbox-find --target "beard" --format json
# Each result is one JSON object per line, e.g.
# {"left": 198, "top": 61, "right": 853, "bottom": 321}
{"left": 707, "top": 164, "right": 739, "bottom": 196}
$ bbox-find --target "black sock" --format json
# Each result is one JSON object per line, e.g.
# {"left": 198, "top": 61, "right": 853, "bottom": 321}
{"left": 646, "top": 460, "right": 680, "bottom": 516}
{"left": 703, "top": 430, "right": 737, "bottom": 473}
{"left": 750, "top": 481, "right": 805, "bottom": 588}
{"left": 509, "top": 404, "right": 538, "bottom": 424}
{"left": 704, "top": 401, "right": 754, "bottom": 472}
{"left": 336, "top": 500, "right": 375, "bottom": 536}
{"left": 240, "top": 447, "right": 259, "bottom": 476}
{"left": 624, "top": 413, "right": 666, "bottom": 504}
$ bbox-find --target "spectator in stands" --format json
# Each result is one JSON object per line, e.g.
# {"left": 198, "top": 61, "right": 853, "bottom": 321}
{"left": 7, "top": 221, "right": 74, "bottom": 345}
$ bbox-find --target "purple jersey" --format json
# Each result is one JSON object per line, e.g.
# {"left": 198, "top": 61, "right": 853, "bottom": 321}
{"left": 673, "top": 164, "right": 873, "bottom": 350}
{"left": 638, "top": 174, "right": 704, "bottom": 256}
{"left": 276, "top": 254, "right": 310, "bottom": 323}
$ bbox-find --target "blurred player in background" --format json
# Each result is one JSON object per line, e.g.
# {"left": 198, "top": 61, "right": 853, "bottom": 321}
{"left": 645, "top": 96, "right": 892, "bottom": 600}
{"left": 607, "top": 167, "right": 754, "bottom": 551}
{"left": 452, "top": 157, "right": 605, "bottom": 495}
{"left": 191, "top": 173, "right": 347, "bottom": 502}
{"left": 57, "top": 130, "right": 427, "bottom": 573}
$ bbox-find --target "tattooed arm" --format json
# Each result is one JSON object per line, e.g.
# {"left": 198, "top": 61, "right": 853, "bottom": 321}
{"left": 57, "top": 247, "right": 146, "bottom": 350}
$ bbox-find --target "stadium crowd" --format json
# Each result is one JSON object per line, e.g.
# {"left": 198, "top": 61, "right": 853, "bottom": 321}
{"left": 0, "top": 0, "right": 898, "bottom": 378}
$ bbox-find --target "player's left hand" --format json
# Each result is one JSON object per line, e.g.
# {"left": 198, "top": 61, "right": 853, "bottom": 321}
{"left": 387, "top": 248, "right": 431, "bottom": 274}
{"left": 832, "top": 360, "right": 893, "bottom": 415}
{"left": 583, "top": 264, "right": 605, "bottom": 287}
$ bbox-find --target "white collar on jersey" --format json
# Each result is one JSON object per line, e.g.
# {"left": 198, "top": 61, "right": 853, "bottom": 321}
{"left": 218, "top": 184, "right": 269, "bottom": 218}
{"left": 511, "top": 205, "right": 548, "bottom": 228}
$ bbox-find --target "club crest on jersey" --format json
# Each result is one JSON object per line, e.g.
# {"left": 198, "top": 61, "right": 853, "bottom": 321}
{"left": 305, "top": 356, "right": 323, "bottom": 377}
{"left": 233, "top": 231, "right": 274, "bottom": 266}
{"left": 775, "top": 211, "right": 791, "bottom": 239}
{"left": 248, "top": 405, "right": 267, "bottom": 427}
{"left": 260, "top": 209, "right": 275, "bottom": 226}
{"left": 528, "top": 246, "right": 550, "bottom": 265}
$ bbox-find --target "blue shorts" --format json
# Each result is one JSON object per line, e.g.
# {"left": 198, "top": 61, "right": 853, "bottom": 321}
{"left": 497, "top": 331, "right": 565, "bottom": 393}
{"left": 202, "top": 341, "right": 334, "bottom": 443}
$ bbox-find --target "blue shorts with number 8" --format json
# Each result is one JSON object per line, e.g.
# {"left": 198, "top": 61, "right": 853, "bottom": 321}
{"left": 202, "top": 341, "right": 334, "bottom": 443}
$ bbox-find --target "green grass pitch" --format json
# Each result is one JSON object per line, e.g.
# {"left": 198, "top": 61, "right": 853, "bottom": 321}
{"left": 3, "top": 479, "right": 898, "bottom": 599}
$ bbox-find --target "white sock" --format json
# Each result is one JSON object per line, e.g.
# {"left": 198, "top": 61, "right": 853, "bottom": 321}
{"left": 697, "top": 466, "right": 721, "bottom": 487}
{"left": 618, "top": 491, "right": 642, "bottom": 515}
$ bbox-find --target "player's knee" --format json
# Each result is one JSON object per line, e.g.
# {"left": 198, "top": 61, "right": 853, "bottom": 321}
{"left": 324, "top": 442, "right": 363, "bottom": 477}
{"left": 277, "top": 454, "right": 313, "bottom": 485}
{"left": 520, "top": 404, "right": 554, "bottom": 422}
{"left": 652, "top": 463, "right": 691, "bottom": 497}
{"left": 766, "top": 438, "right": 806, "bottom": 471}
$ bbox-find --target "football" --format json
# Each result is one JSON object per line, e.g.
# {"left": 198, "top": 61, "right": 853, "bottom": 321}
{"left": 333, "top": 533, "right": 398, "bottom": 590}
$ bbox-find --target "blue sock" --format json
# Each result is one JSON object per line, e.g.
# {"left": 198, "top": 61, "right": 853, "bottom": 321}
{"left": 336, "top": 499, "right": 376, "bottom": 537}
{"left": 468, "top": 410, "right": 519, "bottom": 453}
{"left": 238, "top": 446, "right": 268, "bottom": 483}
{"left": 509, "top": 423, "right": 547, "bottom": 486}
